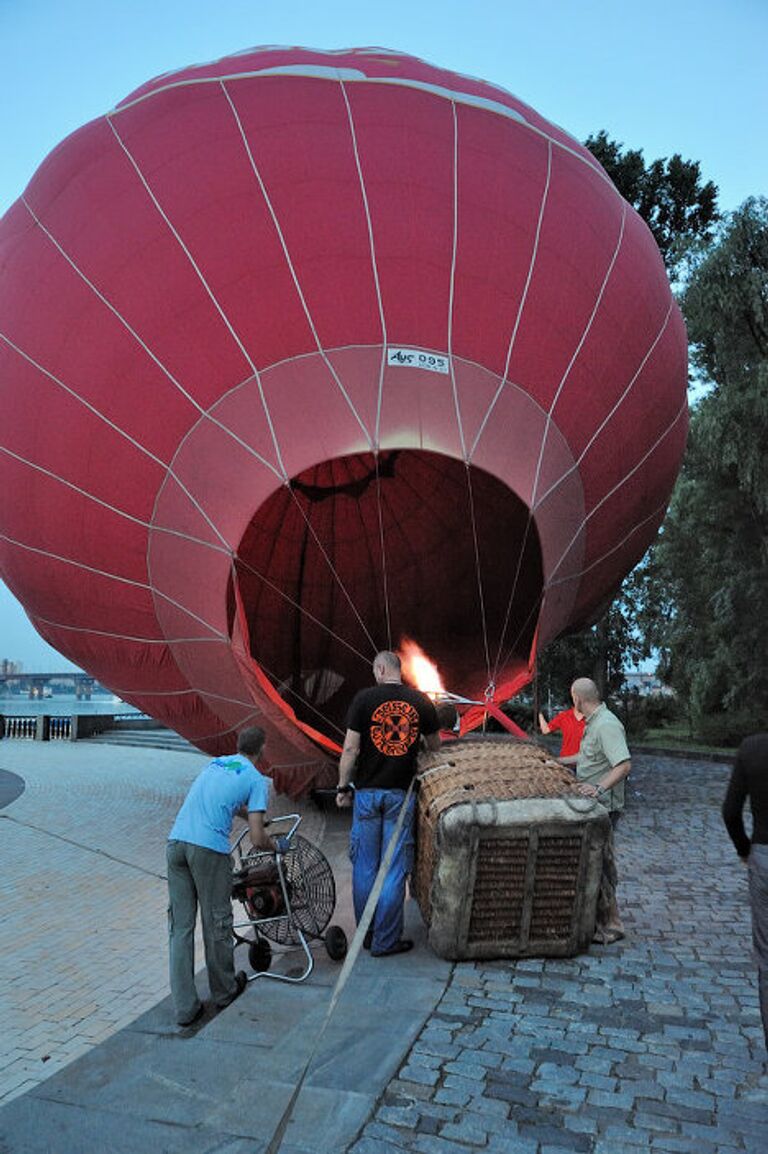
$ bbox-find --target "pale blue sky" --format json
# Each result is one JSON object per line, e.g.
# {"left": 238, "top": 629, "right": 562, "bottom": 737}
{"left": 1, "top": 0, "right": 765, "bottom": 670}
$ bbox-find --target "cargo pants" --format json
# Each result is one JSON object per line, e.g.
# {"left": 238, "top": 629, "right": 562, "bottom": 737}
{"left": 166, "top": 839, "right": 238, "bottom": 1024}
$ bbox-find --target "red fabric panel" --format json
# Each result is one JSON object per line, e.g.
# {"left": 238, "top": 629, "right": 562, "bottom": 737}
{"left": 346, "top": 84, "right": 455, "bottom": 351}
{"left": 452, "top": 109, "right": 551, "bottom": 375}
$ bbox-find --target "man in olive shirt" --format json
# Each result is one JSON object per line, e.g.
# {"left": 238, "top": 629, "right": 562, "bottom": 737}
{"left": 571, "top": 677, "right": 632, "bottom": 943}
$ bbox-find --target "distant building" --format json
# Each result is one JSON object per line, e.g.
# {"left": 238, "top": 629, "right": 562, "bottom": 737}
{"left": 622, "top": 671, "right": 674, "bottom": 698}
{"left": 1, "top": 658, "right": 22, "bottom": 675}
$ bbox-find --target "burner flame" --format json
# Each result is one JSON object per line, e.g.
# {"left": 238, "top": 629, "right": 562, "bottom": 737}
{"left": 398, "top": 637, "right": 445, "bottom": 698}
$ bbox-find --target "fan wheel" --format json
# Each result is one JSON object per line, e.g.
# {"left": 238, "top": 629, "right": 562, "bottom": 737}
{"left": 248, "top": 936, "right": 272, "bottom": 972}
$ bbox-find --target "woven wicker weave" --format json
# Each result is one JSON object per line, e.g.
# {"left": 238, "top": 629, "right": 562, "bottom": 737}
{"left": 414, "top": 737, "right": 609, "bottom": 959}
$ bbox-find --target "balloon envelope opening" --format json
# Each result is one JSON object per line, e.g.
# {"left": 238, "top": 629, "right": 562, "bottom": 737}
{"left": 229, "top": 449, "right": 542, "bottom": 741}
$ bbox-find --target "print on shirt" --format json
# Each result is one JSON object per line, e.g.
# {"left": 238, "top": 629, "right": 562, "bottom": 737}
{"left": 370, "top": 699, "right": 420, "bottom": 756}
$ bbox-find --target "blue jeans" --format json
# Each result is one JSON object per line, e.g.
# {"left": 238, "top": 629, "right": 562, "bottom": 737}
{"left": 350, "top": 789, "right": 416, "bottom": 953}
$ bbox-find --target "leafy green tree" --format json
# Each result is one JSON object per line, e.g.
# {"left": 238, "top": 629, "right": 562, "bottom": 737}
{"left": 533, "top": 134, "right": 719, "bottom": 705}
{"left": 585, "top": 130, "right": 719, "bottom": 273}
{"left": 536, "top": 572, "right": 651, "bottom": 708}
{"left": 531, "top": 136, "right": 721, "bottom": 711}
{"left": 644, "top": 199, "right": 768, "bottom": 736}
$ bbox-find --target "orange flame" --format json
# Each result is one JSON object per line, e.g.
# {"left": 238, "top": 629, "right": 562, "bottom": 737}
{"left": 398, "top": 637, "right": 446, "bottom": 698}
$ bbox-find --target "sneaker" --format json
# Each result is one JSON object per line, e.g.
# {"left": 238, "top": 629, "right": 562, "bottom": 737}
{"left": 177, "top": 1003, "right": 205, "bottom": 1027}
{"left": 371, "top": 939, "right": 414, "bottom": 957}
{"left": 217, "top": 971, "right": 248, "bottom": 1009}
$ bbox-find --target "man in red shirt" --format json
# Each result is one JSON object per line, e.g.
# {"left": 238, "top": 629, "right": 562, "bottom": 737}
{"left": 538, "top": 705, "right": 586, "bottom": 763}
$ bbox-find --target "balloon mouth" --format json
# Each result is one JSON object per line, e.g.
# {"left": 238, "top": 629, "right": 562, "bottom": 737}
{"left": 228, "top": 449, "right": 542, "bottom": 743}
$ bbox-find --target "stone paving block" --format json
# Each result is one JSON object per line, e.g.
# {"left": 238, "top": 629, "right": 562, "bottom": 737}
{"left": 531, "top": 1061, "right": 580, "bottom": 1085}
{"left": 541, "top": 1146, "right": 597, "bottom": 1154}
{"left": 412, "top": 1133, "right": 483, "bottom": 1154}
{"left": 414, "top": 1114, "right": 441, "bottom": 1136}
{"left": 377, "top": 1104, "right": 420, "bottom": 1130}
{"left": 439, "top": 1117, "right": 491, "bottom": 1146}
{"left": 464, "top": 1095, "right": 509, "bottom": 1120}
{"left": 412, "top": 1101, "right": 458, "bottom": 1124}
{"left": 519, "top": 1121, "right": 591, "bottom": 1151}
{"left": 577, "top": 1071, "right": 616, "bottom": 1091}
{"left": 482, "top": 1080, "right": 539, "bottom": 1109}
{"left": 433, "top": 1085, "right": 471, "bottom": 1107}
{"left": 398, "top": 1064, "right": 440, "bottom": 1087}
{"left": 413, "top": 1039, "right": 461, "bottom": 1061}
{"left": 574, "top": 1052, "right": 615, "bottom": 1076}
{"left": 586, "top": 1087, "right": 638, "bottom": 1111}
{"left": 678, "top": 1120, "right": 744, "bottom": 1148}
{"left": 385, "top": 1078, "right": 434, "bottom": 1103}
{"left": 562, "top": 1112, "right": 598, "bottom": 1136}
{"left": 499, "top": 1056, "right": 536, "bottom": 1075}
{"left": 664, "top": 1085, "right": 716, "bottom": 1111}
{"left": 441, "top": 1059, "right": 488, "bottom": 1082}
{"left": 592, "top": 1140, "right": 650, "bottom": 1153}
{"left": 442, "top": 1073, "right": 483, "bottom": 1098}
{"left": 632, "top": 1112, "right": 683, "bottom": 1134}
{"left": 617, "top": 1076, "right": 665, "bottom": 1100}
{"left": 534, "top": 1085, "right": 587, "bottom": 1110}
{"left": 484, "top": 1135, "right": 537, "bottom": 1154}
{"left": 351, "top": 1138, "right": 404, "bottom": 1154}
{"left": 648, "top": 1137, "right": 717, "bottom": 1153}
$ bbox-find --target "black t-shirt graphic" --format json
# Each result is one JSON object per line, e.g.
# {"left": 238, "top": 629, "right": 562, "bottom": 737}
{"left": 346, "top": 683, "right": 439, "bottom": 791}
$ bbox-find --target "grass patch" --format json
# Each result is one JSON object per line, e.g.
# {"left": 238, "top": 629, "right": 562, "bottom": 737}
{"left": 634, "top": 724, "right": 736, "bottom": 757}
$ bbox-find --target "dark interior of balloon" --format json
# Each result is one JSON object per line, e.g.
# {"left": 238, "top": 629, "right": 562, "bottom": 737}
{"left": 227, "top": 451, "right": 542, "bottom": 741}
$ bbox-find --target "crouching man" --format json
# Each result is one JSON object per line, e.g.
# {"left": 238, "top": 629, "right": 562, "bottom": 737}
{"left": 167, "top": 726, "right": 277, "bottom": 1025}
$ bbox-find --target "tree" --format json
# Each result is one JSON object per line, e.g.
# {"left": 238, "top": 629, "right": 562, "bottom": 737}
{"left": 537, "top": 572, "right": 651, "bottom": 707}
{"left": 585, "top": 130, "right": 719, "bottom": 274}
{"left": 532, "top": 136, "right": 720, "bottom": 708}
{"left": 644, "top": 199, "right": 768, "bottom": 736}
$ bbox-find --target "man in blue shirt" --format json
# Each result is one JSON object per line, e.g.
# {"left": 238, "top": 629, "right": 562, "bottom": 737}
{"left": 167, "top": 726, "right": 276, "bottom": 1025}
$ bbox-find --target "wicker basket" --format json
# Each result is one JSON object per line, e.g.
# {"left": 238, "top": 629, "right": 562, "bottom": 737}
{"left": 414, "top": 736, "right": 610, "bottom": 959}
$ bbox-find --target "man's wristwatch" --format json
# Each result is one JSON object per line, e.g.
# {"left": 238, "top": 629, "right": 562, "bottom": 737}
{"left": 337, "top": 783, "right": 354, "bottom": 794}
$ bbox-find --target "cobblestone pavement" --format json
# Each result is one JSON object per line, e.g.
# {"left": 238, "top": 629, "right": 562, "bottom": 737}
{"left": 0, "top": 740, "right": 325, "bottom": 1107}
{"left": 350, "top": 754, "right": 768, "bottom": 1154}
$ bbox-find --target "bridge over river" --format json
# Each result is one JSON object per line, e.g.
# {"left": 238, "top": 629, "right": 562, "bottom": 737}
{"left": 0, "top": 672, "right": 104, "bottom": 700}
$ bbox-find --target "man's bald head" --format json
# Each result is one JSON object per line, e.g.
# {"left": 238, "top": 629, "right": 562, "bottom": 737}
{"left": 373, "top": 651, "right": 402, "bottom": 683}
{"left": 571, "top": 678, "right": 601, "bottom": 710}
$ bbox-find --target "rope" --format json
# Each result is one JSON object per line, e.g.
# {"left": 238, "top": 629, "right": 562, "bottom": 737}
{"left": 265, "top": 778, "right": 416, "bottom": 1154}
{"left": 374, "top": 455, "right": 393, "bottom": 651}
{"left": 284, "top": 480, "right": 379, "bottom": 654}
{"left": 464, "top": 464, "right": 492, "bottom": 687}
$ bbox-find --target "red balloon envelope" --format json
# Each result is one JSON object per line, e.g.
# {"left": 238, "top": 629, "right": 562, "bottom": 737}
{"left": 0, "top": 47, "right": 687, "bottom": 792}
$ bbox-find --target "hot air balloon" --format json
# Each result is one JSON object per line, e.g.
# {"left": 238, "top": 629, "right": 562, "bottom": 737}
{"left": 0, "top": 47, "right": 687, "bottom": 793}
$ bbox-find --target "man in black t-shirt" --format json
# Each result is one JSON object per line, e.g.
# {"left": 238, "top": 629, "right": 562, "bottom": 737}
{"left": 722, "top": 732, "right": 768, "bottom": 1052}
{"left": 337, "top": 651, "right": 440, "bottom": 956}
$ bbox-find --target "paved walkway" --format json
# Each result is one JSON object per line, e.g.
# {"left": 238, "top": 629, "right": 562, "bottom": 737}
{"left": 0, "top": 740, "right": 324, "bottom": 1105}
{"left": 0, "top": 744, "right": 766, "bottom": 1152}
{"left": 350, "top": 755, "right": 768, "bottom": 1153}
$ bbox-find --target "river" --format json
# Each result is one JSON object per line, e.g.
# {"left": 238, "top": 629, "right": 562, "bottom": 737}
{"left": 0, "top": 694, "right": 142, "bottom": 717}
